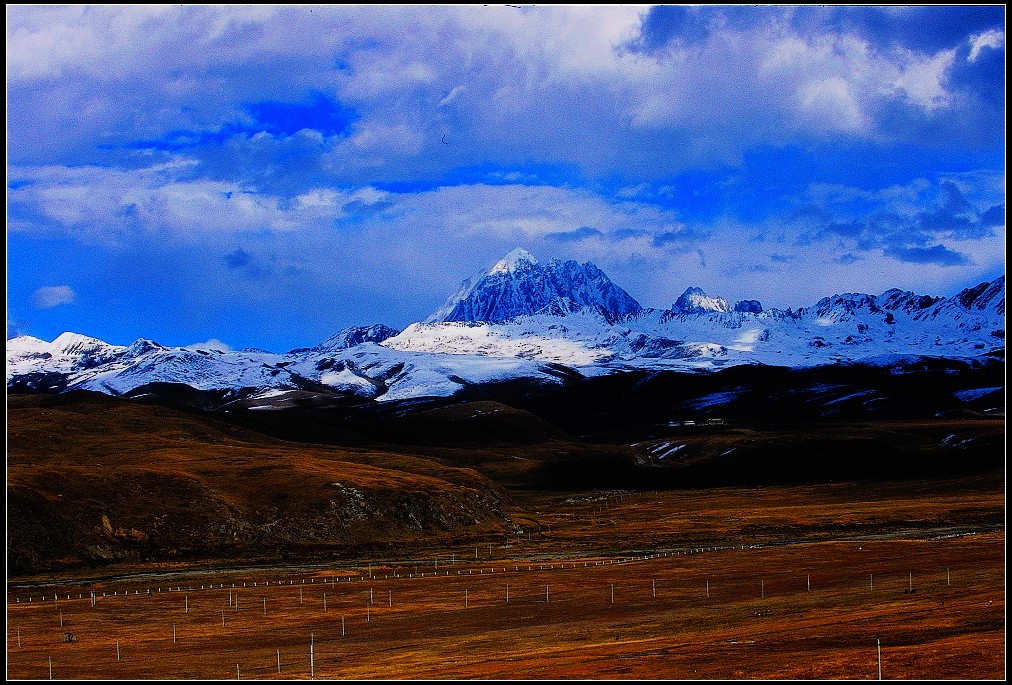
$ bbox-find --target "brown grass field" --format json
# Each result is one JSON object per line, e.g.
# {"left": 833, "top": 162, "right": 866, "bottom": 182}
{"left": 6, "top": 394, "right": 1006, "bottom": 679}
{"left": 7, "top": 519, "right": 1004, "bottom": 679}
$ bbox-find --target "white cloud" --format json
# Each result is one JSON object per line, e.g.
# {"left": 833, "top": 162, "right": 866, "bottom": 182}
{"left": 343, "top": 59, "right": 438, "bottom": 100}
{"left": 969, "top": 29, "right": 1004, "bottom": 62}
{"left": 891, "top": 48, "right": 956, "bottom": 111}
{"left": 614, "top": 20, "right": 971, "bottom": 153}
{"left": 293, "top": 189, "right": 344, "bottom": 212}
{"left": 8, "top": 162, "right": 385, "bottom": 243}
{"left": 11, "top": 161, "right": 1003, "bottom": 309}
{"left": 438, "top": 85, "right": 467, "bottom": 108}
{"left": 391, "top": 184, "right": 684, "bottom": 243}
{"left": 32, "top": 285, "right": 76, "bottom": 309}
{"left": 350, "top": 186, "right": 389, "bottom": 205}
{"left": 798, "top": 77, "right": 866, "bottom": 133}
{"left": 6, "top": 5, "right": 174, "bottom": 81}
{"left": 7, "top": 5, "right": 986, "bottom": 181}
{"left": 346, "top": 122, "right": 424, "bottom": 156}
{"left": 184, "top": 338, "right": 231, "bottom": 352}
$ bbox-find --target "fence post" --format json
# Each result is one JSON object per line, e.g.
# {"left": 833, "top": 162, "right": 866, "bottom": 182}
{"left": 877, "top": 638, "right": 882, "bottom": 680}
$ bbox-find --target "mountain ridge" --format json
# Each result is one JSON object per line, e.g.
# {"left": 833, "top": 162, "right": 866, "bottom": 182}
{"left": 7, "top": 250, "right": 1005, "bottom": 402}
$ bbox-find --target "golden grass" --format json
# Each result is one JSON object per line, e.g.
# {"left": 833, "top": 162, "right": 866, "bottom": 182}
{"left": 7, "top": 395, "right": 1005, "bottom": 678}
{"left": 7, "top": 532, "right": 1003, "bottom": 679}
{"left": 8, "top": 396, "right": 516, "bottom": 575}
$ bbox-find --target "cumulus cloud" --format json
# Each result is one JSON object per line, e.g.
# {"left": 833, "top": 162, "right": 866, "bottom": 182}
{"left": 622, "top": 7, "right": 988, "bottom": 147}
{"left": 32, "top": 285, "right": 76, "bottom": 309}
{"left": 891, "top": 48, "right": 956, "bottom": 111}
{"left": 7, "top": 5, "right": 1004, "bottom": 179}
{"left": 797, "top": 76, "right": 867, "bottom": 133}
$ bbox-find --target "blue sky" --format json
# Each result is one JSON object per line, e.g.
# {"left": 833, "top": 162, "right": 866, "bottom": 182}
{"left": 7, "top": 5, "right": 1006, "bottom": 352}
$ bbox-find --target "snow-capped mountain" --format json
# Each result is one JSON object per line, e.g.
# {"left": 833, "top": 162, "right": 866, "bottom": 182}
{"left": 388, "top": 271, "right": 1003, "bottom": 367}
{"left": 668, "top": 288, "right": 762, "bottom": 316}
{"left": 426, "top": 248, "right": 642, "bottom": 324}
{"left": 670, "top": 287, "right": 732, "bottom": 315}
{"left": 7, "top": 332, "right": 126, "bottom": 375}
{"left": 6, "top": 249, "right": 1005, "bottom": 403}
{"left": 311, "top": 324, "right": 401, "bottom": 353}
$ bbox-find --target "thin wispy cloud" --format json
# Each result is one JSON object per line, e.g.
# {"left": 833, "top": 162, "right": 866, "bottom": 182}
{"left": 32, "top": 285, "right": 76, "bottom": 309}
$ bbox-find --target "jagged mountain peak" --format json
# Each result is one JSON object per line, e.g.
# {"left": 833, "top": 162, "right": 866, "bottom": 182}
{"left": 490, "top": 247, "right": 538, "bottom": 274}
{"left": 878, "top": 288, "right": 941, "bottom": 313}
{"left": 51, "top": 331, "right": 115, "bottom": 353}
{"left": 125, "top": 338, "right": 165, "bottom": 357}
{"left": 671, "top": 287, "right": 731, "bottom": 315}
{"left": 955, "top": 276, "right": 1005, "bottom": 312}
{"left": 316, "top": 324, "right": 400, "bottom": 352}
{"left": 734, "top": 300, "right": 763, "bottom": 314}
{"left": 426, "top": 249, "right": 642, "bottom": 324}
{"left": 810, "top": 292, "right": 883, "bottom": 322}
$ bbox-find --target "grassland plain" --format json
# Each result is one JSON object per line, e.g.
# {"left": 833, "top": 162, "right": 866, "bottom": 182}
{"left": 6, "top": 390, "right": 1005, "bottom": 679}
{"left": 7, "top": 532, "right": 1004, "bottom": 679}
